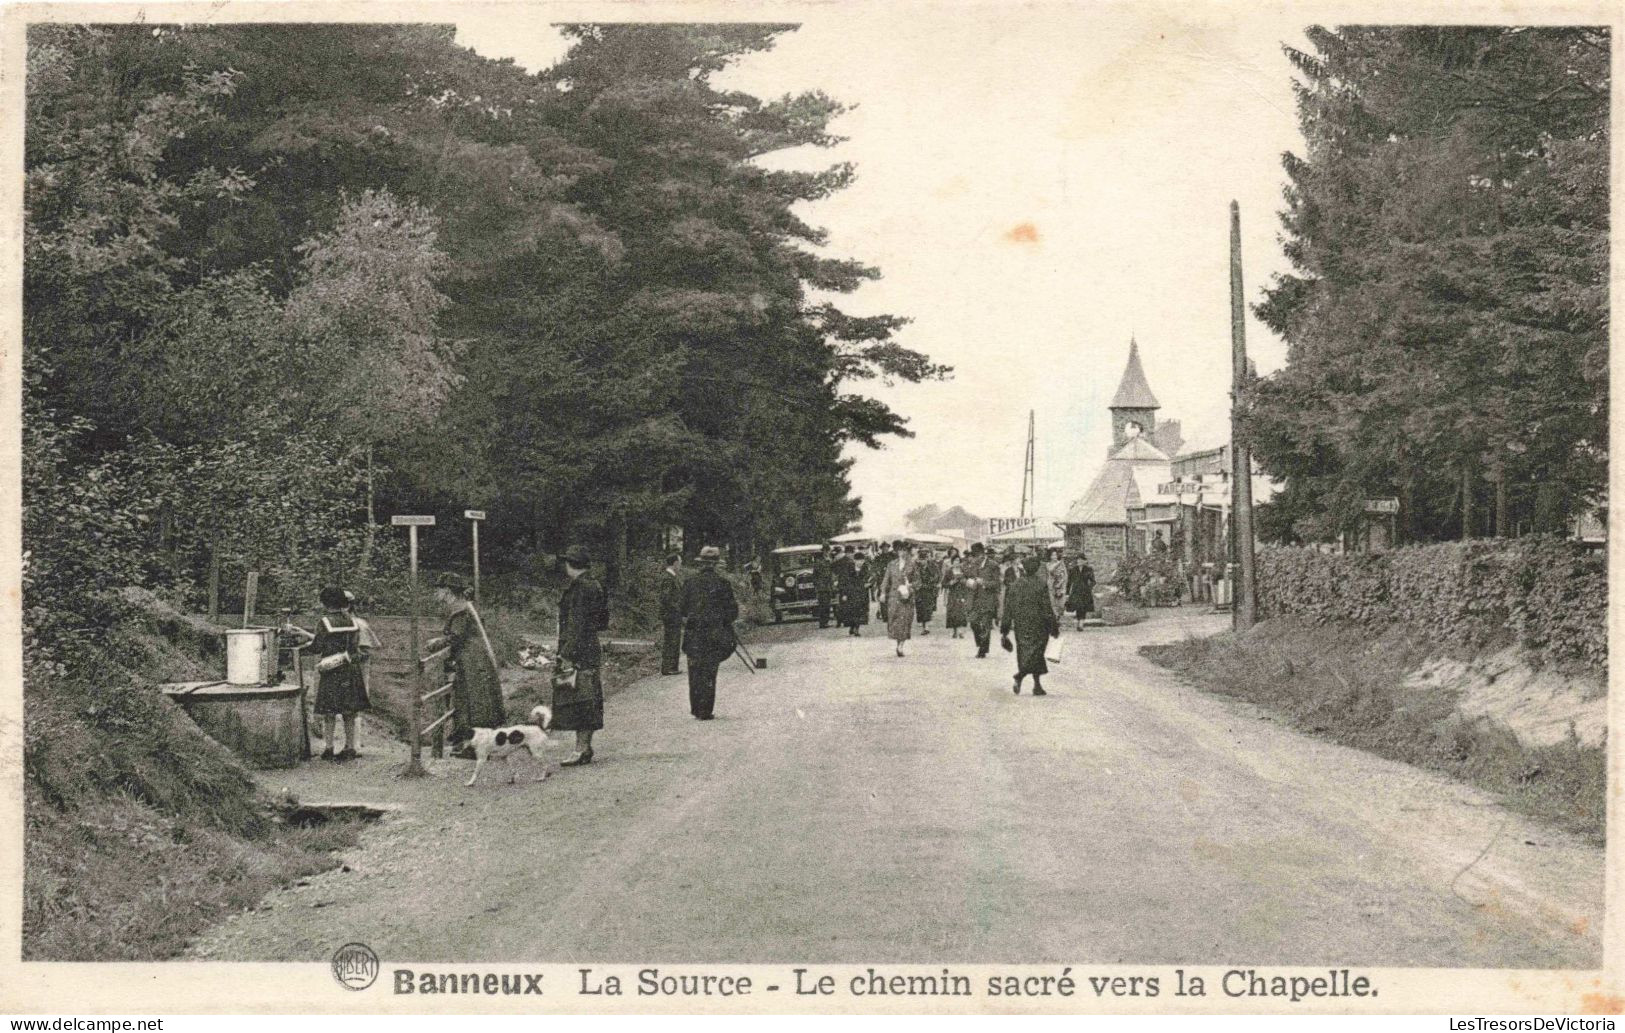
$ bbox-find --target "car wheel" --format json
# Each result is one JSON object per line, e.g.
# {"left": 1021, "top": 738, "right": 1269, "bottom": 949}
{"left": 773, "top": 610, "right": 783, "bottom": 624}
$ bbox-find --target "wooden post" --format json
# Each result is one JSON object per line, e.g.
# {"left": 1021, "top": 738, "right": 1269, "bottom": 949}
{"left": 464, "top": 510, "right": 486, "bottom": 607}
{"left": 394, "top": 514, "right": 436, "bottom": 778}
{"left": 1229, "top": 201, "right": 1258, "bottom": 631}
{"left": 241, "top": 571, "right": 259, "bottom": 629}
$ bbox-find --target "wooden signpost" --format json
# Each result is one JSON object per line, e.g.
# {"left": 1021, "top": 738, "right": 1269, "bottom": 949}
{"left": 392, "top": 515, "right": 436, "bottom": 777}
{"left": 464, "top": 510, "right": 486, "bottom": 606}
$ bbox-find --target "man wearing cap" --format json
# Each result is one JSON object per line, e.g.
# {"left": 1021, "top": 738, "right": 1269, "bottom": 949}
{"left": 555, "top": 545, "right": 608, "bottom": 765}
{"left": 962, "top": 543, "right": 1001, "bottom": 658}
{"left": 679, "top": 545, "right": 739, "bottom": 720}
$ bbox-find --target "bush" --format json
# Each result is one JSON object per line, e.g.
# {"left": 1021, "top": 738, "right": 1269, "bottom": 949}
{"left": 1256, "top": 538, "right": 1605, "bottom": 676}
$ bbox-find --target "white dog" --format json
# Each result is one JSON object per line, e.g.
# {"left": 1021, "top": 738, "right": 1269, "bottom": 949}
{"left": 464, "top": 704, "right": 554, "bottom": 786}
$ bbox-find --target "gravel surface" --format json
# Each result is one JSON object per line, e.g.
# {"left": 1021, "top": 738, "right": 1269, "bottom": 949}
{"left": 185, "top": 610, "right": 1602, "bottom": 966}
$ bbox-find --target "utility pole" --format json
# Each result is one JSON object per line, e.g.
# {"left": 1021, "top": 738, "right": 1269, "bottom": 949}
{"left": 1019, "top": 410, "right": 1036, "bottom": 521}
{"left": 1229, "top": 201, "right": 1258, "bottom": 631}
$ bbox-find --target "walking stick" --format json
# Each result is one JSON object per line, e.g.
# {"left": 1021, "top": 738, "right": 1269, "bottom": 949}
{"left": 731, "top": 626, "right": 758, "bottom": 674}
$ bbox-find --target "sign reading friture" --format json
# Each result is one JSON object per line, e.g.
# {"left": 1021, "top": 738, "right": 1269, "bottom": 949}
{"left": 986, "top": 517, "right": 1036, "bottom": 536}
{"left": 464, "top": 510, "right": 486, "bottom": 521}
{"left": 391, "top": 515, "right": 437, "bottom": 526}
{"left": 1363, "top": 498, "right": 1400, "bottom": 514}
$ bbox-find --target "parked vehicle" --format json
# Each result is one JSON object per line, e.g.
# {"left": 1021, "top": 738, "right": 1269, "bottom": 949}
{"left": 769, "top": 544, "right": 825, "bottom": 623}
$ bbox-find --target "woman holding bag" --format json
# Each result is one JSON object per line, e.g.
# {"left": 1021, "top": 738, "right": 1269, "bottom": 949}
{"left": 877, "top": 539, "right": 918, "bottom": 658}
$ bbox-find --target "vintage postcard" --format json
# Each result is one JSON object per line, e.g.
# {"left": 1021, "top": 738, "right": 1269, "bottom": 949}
{"left": 0, "top": 0, "right": 1619, "bottom": 1017}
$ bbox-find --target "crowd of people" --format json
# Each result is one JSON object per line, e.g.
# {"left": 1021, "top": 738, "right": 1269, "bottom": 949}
{"left": 286, "top": 536, "right": 1103, "bottom": 774}
{"left": 805, "top": 540, "right": 1097, "bottom": 696}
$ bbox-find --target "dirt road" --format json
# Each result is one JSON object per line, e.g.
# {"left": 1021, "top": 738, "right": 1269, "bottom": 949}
{"left": 187, "top": 610, "right": 1601, "bottom": 965}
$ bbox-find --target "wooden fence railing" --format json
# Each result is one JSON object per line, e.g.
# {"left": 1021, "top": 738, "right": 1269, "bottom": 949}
{"left": 409, "top": 645, "right": 453, "bottom": 775}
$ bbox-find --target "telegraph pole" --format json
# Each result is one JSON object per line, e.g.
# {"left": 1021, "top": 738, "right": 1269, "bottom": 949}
{"left": 1230, "top": 201, "right": 1258, "bottom": 631}
{"left": 1019, "top": 410, "right": 1036, "bottom": 521}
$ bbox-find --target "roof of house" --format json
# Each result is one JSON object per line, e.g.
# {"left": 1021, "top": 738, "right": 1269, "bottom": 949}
{"left": 1110, "top": 434, "right": 1171, "bottom": 463}
{"left": 1109, "top": 337, "right": 1160, "bottom": 410}
{"left": 1063, "top": 463, "right": 1139, "bottom": 525}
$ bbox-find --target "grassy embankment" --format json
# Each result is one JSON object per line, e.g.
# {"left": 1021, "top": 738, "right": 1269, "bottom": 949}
{"left": 23, "top": 600, "right": 370, "bottom": 961}
{"left": 1141, "top": 617, "right": 1604, "bottom": 844}
{"left": 24, "top": 567, "right": 764, "bottom": 959}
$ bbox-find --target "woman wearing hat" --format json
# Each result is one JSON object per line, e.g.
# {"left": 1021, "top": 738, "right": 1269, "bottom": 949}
{"left": 554, "top": 544, "right": 608, "bottom": 764}
{"left": 426, "top": 571, "right": 505, "bottom": 755}
{"left": 877, "top": 540, "right": 917, "bottom": 657}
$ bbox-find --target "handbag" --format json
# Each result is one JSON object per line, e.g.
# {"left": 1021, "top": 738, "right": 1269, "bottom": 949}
{"left": 1045, "top": 634, "right": 1065, "bottom": 664}
{"left": 551, "top": 665, "right": 578, "bottom": 693}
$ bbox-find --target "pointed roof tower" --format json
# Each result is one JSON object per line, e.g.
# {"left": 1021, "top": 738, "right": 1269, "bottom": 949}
{"left": 1109, "top": 336, "right": 1160, "bottom": 410}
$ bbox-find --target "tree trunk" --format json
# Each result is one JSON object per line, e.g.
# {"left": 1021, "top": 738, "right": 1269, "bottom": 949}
{"left": 1460, "top": 461, "right": 1476, "bottom": 540}
{"left": 361, "top": 444, "right": 377, "bottom": 571}
{"left": 207, "top": 537, "right": 221, "bottom": 619}
{"left": 1493, "top": 464, "right": 1509, "bottom": 538}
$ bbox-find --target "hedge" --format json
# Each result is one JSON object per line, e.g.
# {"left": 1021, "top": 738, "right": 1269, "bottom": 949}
{"left": 1256, "top": 537, "right": 1606, "bottom": 677}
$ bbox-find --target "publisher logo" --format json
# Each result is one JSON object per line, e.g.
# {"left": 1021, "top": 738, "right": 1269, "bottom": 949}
{"left": 332, "top": 942, "right": 380, "bottom": 990}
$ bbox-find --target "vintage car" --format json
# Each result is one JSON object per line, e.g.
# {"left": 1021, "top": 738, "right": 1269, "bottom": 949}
{"left": 769, "top": 544, "right": 826, "bottom": 623}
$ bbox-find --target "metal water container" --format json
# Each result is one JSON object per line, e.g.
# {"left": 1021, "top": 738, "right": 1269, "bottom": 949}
{"left": 225, "top": 628, "right": 279, "bottom": 685}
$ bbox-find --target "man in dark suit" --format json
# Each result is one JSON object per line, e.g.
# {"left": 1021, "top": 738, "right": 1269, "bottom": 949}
{"left": 658, "top": 552, "right": 683, "bottom": 675}
{"left": 680, "top": 545, "right": 739, "bottom": 720}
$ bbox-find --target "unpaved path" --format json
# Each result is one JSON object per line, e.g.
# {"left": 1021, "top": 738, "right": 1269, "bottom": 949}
{"left": 187, "top": 610, "right": 1601, "bottom": 965}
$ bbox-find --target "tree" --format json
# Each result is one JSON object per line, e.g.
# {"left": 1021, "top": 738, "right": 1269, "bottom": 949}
{"left": 1252, "top": 27, "right": 1607, "bottom": 543}
{"left": 285, "top": 188, "right": 459, "bottom": 564}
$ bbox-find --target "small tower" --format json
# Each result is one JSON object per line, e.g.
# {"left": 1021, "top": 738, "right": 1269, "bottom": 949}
{"left": 1108, "top": 336, "right": 1159, "bottom": 454}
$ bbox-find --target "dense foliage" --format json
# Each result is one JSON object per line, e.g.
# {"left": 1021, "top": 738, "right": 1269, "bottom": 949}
{"left": 1251, "top": 28, "right": 1608, "bottom": 543}
{"left": 23, "top": 24, "right": 943, "bottom": 665}
{"left": 1255, "top": 539, "right": 1606, "bottom": 676}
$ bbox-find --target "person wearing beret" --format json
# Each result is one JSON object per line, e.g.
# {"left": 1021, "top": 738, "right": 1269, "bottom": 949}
{"left": 555, "top": 544, "right": 608, "bottom": 765}
{"left": 679, "top": 545, "right": 739, "bottom": 720}
{"left": 425, "top": 571, "right": 505, "bottom": 756}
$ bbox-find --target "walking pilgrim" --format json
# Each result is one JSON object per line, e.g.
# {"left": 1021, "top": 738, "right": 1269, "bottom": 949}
{"left": 658, "top": 552, "right": 684, "bottom": 676}
{"left": 877, "top": 539, "right": 917, "bottom": 657}
{"left": 554, "top": 545, "right": 608, "bottom": 766}
{"left": 835, "top": 546, "right": 869, "bottom": 636}
{"left": 962, "top": 542, "right": 1001, "bottom": 657}
{"left": 680, "top": 545, "right": 739, "bottom": 720}
{"left": 943, "top": 549, "right": 968, "bottom": 639}
{"left": 1001, "top": 555, "right": 1060, "bottom": 696}
{"left": 1045, "top": 544, "right": 1069, "bottom": 623}
{"left": 912, "top": 547, "right": 941, "bottom": 634}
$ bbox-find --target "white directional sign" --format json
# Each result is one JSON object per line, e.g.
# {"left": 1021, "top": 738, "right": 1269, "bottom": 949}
{"left": 1363, "top": 498, "right": 1400, "bottom": 514}
{"left": 464, "top": 510, "right": 486, "bottom": 521}
{"left": 1158, "top": 481, "right": 1208, "bottom": 495}
{"left": 391, "top": 515, "right": 436, "bottom": 526}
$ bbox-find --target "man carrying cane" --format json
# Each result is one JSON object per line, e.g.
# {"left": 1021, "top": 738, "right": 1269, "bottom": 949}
{"left": 680, "top": 545, "right": 739, "bottom": 721}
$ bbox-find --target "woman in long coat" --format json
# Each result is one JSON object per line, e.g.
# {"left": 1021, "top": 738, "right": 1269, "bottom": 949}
{"left": 1067, "top": 557, "right": 1096, "bottom": 627}
{"left": 427, "top": 572, "right": 505, "bottom": 755}
{"left": 554, "top": 544, "right": 608, "bottom": 765}
{"left": 1001, "top": 556, "right": 1060, "bottom": 695}
{"left": 943, "top": 554, "right": 969, "bottom": 638}
{"left": 877, "top": 540, "right": 917, "bottom": 657}
{"left": 912, "top": 549, "right": 941, "bottom": 633}
{"left": 836, "top": 549, "right": 869, "bottom": 635}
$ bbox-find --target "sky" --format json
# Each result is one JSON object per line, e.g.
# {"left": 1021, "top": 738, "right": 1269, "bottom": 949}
{"left": 454, "top": 6, "right": 1311, "bottom": 535}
